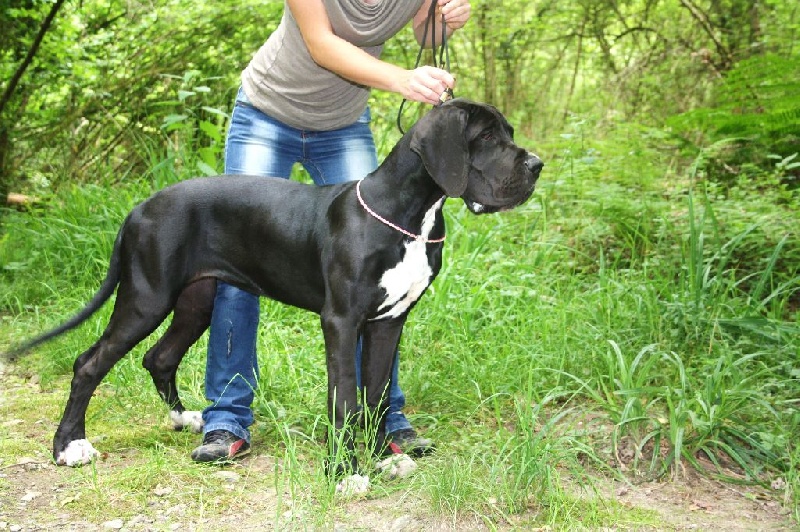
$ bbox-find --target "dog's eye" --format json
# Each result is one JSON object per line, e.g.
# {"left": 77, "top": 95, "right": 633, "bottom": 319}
{"left": 481, "top": 132, "right": 494, "bottom": 141}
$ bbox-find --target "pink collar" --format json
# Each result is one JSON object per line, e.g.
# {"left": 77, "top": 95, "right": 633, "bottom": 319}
{"left": 356, "top": 180, "right": 446, "bottom": 243}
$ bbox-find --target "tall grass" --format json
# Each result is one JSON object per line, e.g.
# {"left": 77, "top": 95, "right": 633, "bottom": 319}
{"left": 0, "top": 117, "right": 797, "bottom": 527}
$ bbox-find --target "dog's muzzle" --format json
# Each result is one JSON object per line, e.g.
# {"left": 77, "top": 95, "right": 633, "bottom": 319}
{"left": 465, "top": 153, "right": 543, "bottom": 214}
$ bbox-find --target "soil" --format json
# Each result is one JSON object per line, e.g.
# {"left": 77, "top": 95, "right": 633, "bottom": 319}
{"left": 1, "top": 457, "right": 793, "bottom": 531}
{"left": 0, "top": 362, "right": 795, "bottom": 531}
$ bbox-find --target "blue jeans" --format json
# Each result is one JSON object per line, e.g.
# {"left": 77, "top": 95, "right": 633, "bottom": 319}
{"left": 203, "top": 88, "right": 413, "bottom": 442}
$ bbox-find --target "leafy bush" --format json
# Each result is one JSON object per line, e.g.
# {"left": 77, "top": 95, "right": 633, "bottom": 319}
{"left": 669, "top": 54, "right": 800, "bottom": 189}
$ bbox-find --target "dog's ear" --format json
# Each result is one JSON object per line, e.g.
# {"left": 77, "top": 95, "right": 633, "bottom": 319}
{"left": 409, "top": 105, "right": 470, "bottom": 197}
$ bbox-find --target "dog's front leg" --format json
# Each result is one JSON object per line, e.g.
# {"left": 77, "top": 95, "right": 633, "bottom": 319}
{"left": 320, "top": 311, "right": 361, "bottom": 487}
{"left": 360, "top": 317, "right": 406, "bottom": 455}
{"left": 361, "top": 317, "right": 418, "bottom": 480}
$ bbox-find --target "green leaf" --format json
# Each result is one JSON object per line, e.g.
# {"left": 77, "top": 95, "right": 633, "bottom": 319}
{"left": 161, "top": 114, "right": 189, "bottom": 130}
{"left": 177, "top": 90, "right": 196, "bottom": 102}
{"left": 196, "top": 160, "right": 218, "bottom": 177}
{"left": 201, "top": 106, "right": 230, "bottom": 119}
{"left": 198, "top": 120, "right": 222, "bottom": 142}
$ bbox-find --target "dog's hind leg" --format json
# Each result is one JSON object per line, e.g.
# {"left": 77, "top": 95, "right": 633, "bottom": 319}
{"left": 142, "top": 278, "right": 216, "bottom": 433}
{"left": 53, "top": 291, "right": 174, "bottom": 466}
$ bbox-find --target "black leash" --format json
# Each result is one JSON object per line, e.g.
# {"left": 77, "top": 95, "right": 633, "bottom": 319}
{"left": 396, "top": 1, "right": 454, "bottom": 134}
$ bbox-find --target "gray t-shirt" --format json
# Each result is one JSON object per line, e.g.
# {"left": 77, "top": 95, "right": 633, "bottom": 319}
{"left": 242, "top": 0, "right": 425, "bottom": 131}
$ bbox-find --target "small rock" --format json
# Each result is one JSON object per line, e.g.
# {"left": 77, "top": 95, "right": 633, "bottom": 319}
{"left": 283, "top": 508, "right": 306, "bottom": 521}
{"left": 152, "top": 485, "right": 173, "bottom": 497}
{"left": 691, "top": 499, "right": 713, "bottom": 510}
{"left": 213, "top": 471, "right": 240, "bottom": 483}
{"left": 102, "top": 519, "right": 123, "bottom": 529}
{"left": 126, "top": 515, "right": 146, "bottom": 527}
{"left": 60, "top": 495, "right": 80, "bottom": 506}
{"left": 165, "top": 503, "right": 187, "bottom": 516}
{"left": 21, "top": 491, "right": 42, "bottom": 502}
{"left": 391, "top": 514, "right": 414, "bottom": 531}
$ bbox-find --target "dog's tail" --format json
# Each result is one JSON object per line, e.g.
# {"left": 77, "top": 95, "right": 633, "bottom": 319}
{"left": 3, "top": 228, "right": 125, "bottom": 361}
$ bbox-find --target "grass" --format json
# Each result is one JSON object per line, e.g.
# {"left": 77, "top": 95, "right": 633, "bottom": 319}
{"left": 0, "top": 115, "right": 798, "bottom": 528}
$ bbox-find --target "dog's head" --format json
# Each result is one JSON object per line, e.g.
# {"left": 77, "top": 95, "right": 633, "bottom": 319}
{"left": 410, "top": 98, "right": 542, "bottom": 214}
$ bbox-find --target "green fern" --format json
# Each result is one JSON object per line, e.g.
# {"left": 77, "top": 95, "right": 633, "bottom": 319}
{"left": 715, "top": 54, "right": 800, "bottom": 136}
{"left": 669, "top": 54, "right": 800, "bottom": 187}
{"left": 671, "top": 53, "right": 800, "bottom": 138}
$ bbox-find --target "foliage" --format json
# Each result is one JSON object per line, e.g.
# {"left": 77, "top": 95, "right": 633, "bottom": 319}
{"left": 0, "top": 0, "right": 282, "bottom": 195}
{"left": 3, "top": 0, "right": 800, "bottom": 196}
{"left": 1, "top": 0, "right": 799, "bottom": 526}
{"left": 668, "top": 53, "right": 800, "bottom": 188}
{"left": 2, "top": 114, "right": 798, "bottom": 523}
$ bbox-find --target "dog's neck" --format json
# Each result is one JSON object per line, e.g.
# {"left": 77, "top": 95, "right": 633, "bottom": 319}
{"left": 358, "top": 139, "right": 446, "bottom": 240}
{"left": 356, "top": 180, "right": 445, "bottom": 243}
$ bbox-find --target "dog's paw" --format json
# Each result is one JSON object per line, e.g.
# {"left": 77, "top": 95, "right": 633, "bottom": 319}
{"left": 170, "top": 410, "right": 204, "bottom": 433}
{"left": 335, "top": 474, "right": 370, "bottom": 496}
{"left": 376, "top": 453, "right": 417, "bottom": 479}
{"left": 56, "top": 439, "right": 99, "bottom": 467}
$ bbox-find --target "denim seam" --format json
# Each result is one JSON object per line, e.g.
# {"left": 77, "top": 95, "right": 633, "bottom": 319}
{"left": 203, "top": 422, "right": 251, "bottom": 444}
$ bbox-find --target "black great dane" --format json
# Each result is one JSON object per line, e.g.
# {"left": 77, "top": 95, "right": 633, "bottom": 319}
{"left": 10, "top": 99, "right": 542, "bottom": 492}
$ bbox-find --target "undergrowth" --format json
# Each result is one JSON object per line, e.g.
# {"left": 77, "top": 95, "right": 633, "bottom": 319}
{"left": 0, "top": 114, "right": 798, "bottom": 527}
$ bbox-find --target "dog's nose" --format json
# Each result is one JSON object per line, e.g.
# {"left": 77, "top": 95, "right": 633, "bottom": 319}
{"left": 525, "top": 155, "right": 544, "bottom": 174}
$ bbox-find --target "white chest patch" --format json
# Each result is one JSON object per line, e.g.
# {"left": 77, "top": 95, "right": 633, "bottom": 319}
{"left": 371, "top": 198, "right": 444, "bottom": 321}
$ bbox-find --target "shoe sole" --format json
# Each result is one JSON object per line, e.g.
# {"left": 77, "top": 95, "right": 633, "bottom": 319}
{"left": 385, "top": 440, "right": 435, "bottom": 458}
{"left": 191, "top": 445, "right": 251, "bottom": 463}
{"left": 406, "top": 445, "right": 435, "bottom": 458}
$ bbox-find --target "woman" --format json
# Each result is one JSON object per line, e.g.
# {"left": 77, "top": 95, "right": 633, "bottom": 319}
{"left": 191, "top": 0, "right": 471, "bottom": 463}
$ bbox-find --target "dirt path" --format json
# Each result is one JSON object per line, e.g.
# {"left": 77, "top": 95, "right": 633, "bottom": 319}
{"left": 0, "top": 363, "right": 795, "bottom": 531}
{"left": 2, "top": 458, "right": 487, "bottom": 531}
{"left": 2, "top": 444, "right": 793, "bottom": 530}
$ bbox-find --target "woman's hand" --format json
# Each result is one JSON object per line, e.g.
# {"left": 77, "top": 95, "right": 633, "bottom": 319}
{"left": 289, "top": 0, "right": 462, "bottom": 105}
{"left": 414, "top": 0, "right": 472, "bottom": 45}
{"left": 394, "top": 66, "right": 456, "bottom": 105}
{"left": 439, "top": 0, "right": 471, "bottom": 32}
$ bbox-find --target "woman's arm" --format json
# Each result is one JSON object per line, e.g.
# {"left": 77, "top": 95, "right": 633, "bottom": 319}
{"left": 413, "top": 0, "right": 471, "bottom": 48}
{"left": 287, "top": 0, "right": 456, "bottom": 105}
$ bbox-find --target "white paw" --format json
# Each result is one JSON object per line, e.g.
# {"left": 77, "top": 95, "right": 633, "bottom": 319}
{"left": 376, "top": 453, "right": 417, "bottom": 479}
{"left": 335, "top": 474, "right": 370, "bottom": 495}
{"left": 170, "top": 410, "right": 204, "bottom": 433}
{"left": 56, "top": 439, "right": 99, "bottom": 467}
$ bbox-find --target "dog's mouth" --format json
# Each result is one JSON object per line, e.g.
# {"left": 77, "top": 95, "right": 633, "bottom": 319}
{"left": 464, "top": 181, "right": 537, "bottom": 215}
{"left": 464, "top": 154, "right": 542, "bottom": 215}
{"left": 465, "top": 193, "right": 531, "bottom": 214}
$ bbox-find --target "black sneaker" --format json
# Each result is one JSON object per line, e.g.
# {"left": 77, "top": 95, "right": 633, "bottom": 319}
{"left": 388, "top": 428, "right": 435, "bottom": 457}
{"left": 191, "top": 430, "right": 251, "bottom": 463}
